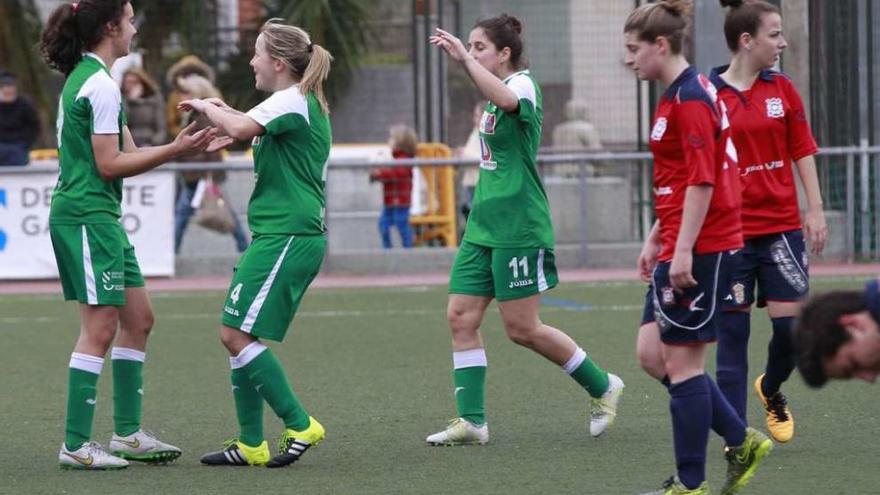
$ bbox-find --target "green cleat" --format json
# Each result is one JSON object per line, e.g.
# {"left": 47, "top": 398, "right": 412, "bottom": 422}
{"left": 640, "top": 476, "right": 711, "bottom": 495}
{"left": 720, "top": 427, "right": 773, "bottom": 494}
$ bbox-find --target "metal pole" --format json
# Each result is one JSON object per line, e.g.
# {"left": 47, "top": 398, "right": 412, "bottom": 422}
{"left": 438, "top": 0, "right": 447, "bottom": 144}
{"left": 857, "top": 0, "right": 871, "bottom": 257}
{"left": 847, "top": 153, "right": 855, "bottom": 263}
{"left": 578, "top": 161, "right": 589, "bottom": 267}
{"left": 412, "top": 0, "right": 420, "bottom": 135}
{"left": 424, "top": 0, "right": 433, "bottom": 142}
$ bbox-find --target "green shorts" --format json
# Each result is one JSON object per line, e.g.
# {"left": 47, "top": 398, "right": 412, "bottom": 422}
{"left": 49, "top": 223, "right": 145, "bottom": 306}
{"left": 222, "top": 234, "right": 326, "bottom": 341}
{"left": 448, "top": 241, "right": 558, "bottom": 301}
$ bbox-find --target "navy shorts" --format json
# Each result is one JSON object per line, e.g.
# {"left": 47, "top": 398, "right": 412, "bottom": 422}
{"left": 641, "top": 250, "right": 739, "bottom": 345}
{"left": 722, "top": 229, "right": 809, "bottom": 310}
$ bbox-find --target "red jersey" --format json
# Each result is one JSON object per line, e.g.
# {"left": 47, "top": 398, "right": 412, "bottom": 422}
{"left": 371, "top": 150, "right": 414, "bottom": 207}
{"left": 649, "top": 66, "right": 743, "bottom": 262}
{"left": 710, "top": 67, "right": 818, "bottom": 238}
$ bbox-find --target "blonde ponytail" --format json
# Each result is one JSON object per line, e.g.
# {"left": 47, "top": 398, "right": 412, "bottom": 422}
{"left": 300, "top": 43, "right": 332, "bottom": 114}
{"left": 260, "top": 18, "right": 334, "bottom": 114}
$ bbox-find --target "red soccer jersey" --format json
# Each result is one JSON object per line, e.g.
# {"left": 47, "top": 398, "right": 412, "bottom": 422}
{"left": 710, "top": 67, "right": 818, "bottom": 238}
{"left": 649, "top": 66, "right": 744, "bottom": 262}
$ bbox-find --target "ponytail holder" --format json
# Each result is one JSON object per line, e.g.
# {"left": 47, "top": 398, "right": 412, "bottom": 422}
{"left": 308, "top": 43, "right": 314, "bottom": 53}
{"left": 72, "top": 2, "right": 79, "bottom": 12}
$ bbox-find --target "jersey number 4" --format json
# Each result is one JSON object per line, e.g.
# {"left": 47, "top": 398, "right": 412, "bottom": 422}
{"left": 230, "top": 283, "right": 243, "bottom": 305}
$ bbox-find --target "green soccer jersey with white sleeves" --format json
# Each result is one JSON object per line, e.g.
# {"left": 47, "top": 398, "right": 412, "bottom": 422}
{"left": 465, "top": 70, "right": 555, "bottom": 248}
{"left": 245, "top": 85, "right": 332, "bottom": 235}
{"left": 50, "top": 53, "right": 127, "bottom": 224}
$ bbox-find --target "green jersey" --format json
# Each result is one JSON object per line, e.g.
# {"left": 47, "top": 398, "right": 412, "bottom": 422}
{"left": 50, "top": 53, "right": 126, "bottom": 224}
{"left": 465, "top": 70, "right": 554, "bottom": 248}
{"left": 245, "top": 86, "right": 331, "bottom": 235}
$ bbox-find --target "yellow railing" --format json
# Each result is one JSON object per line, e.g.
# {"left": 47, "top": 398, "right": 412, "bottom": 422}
{"left": 411, "top": 143, "right": 457, "bottom": 247}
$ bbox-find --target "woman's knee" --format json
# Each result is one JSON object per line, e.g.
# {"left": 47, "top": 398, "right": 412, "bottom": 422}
{"left": 503, "top": 320, "right": 539, "bottom": 348}
{"left": 636, "top": 343, "right": 665, "bottom": 378}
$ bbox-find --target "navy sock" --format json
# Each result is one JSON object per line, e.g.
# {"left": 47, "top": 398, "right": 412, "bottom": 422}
{"left": 706, "top": 375, "right": 747, "bottom": 447}
{"left": 669, "top": 375, "right": 712, "bottom": 490}
{"left": 716, "top": 311, "right": 750, "bottom": 421}
{"left": 763, "top": 316, "right": 795, "bottom": 396}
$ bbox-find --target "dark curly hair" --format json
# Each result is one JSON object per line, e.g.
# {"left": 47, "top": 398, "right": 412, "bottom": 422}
{"left": 41, "top": 0, "right": 129, "bottom": 76}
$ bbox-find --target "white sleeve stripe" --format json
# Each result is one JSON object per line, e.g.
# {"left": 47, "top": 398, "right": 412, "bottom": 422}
{"left": 76, "top": 71, "right": 121, "bottom": 135}
{"left": 246, "top": 86, "right": 310, "bottom": 127}
{"left": 506, "top": 74, "right": 537, "bottom": 107}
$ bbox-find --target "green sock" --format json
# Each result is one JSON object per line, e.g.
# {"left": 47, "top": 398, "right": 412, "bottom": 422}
{"left": 65, "top": 353, "right": 103, "bottom": 451}
{"left": 242, "top": 346, "right": 310, "bottom": 431}
{"left": 566, "top": 348, "right": 609, "bottom": 398}
{"left": 454, "top": 366, "right": 487, "bottom": 425}
{"left": 231, "top": 367, "right": 264, "bottom": 446}
{"left": 112, "top": 348, "right": 145, "bottom": 436}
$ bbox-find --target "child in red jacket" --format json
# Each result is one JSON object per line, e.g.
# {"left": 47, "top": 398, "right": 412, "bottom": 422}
{"left": 371, "top": 125, "right": 417, "bottom": 248}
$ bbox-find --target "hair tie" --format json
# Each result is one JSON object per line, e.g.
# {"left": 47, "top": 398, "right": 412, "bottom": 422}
{"left": 72, "top": 2, "right": 79, "bottom": 12}
{"left": 308, "top": 43, "right": 314, "bottom": 53}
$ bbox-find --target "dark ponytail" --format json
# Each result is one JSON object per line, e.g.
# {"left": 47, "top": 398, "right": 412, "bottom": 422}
{"left": 474, "top": 13, "right": 526, "bottom": 69}
{"left": 41, "top": 0, "right": 129, "bottom": 76}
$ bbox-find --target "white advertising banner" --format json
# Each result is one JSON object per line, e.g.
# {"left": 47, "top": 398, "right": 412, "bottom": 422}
{"left": 0, "top": 170, "right": 175, "bottom": 279}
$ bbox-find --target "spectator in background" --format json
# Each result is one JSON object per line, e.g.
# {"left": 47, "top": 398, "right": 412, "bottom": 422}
{"left": 457, "top": 100, "right": 486, "bottom": 221}
{"left": 121, "top": 68, "right": 166, "bottom": 147}
{"left": 164, "top": 55, "right": 216, "bottom": 137}
{"left": 370, "top": 125, "right": 416, "bottom": 248}
{"left": 0, "top": 70, "right": 40, "bottom": 165}
{"left": 173, "top": 74, "right": 249, "bottom": 254}
{"left": 551, "top": 99, "right": 603, "bottom": 176}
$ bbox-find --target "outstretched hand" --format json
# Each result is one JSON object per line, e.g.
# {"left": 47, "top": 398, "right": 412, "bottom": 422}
{"left": 177, "top": 98, "right": 208, "bottom": 113}
{"left": 173, "top": 121, "right": 218, "bottom": 156}
{"left": 206, "top": 135, "right": 235, "bottom": 153}
{"left": 429, "top": 28, "right": 469, "bottom": 63}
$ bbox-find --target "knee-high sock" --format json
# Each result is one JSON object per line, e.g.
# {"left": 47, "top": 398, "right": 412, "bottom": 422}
{"left": 230, "top": 353, "right": 264, "bottom": 446}
{"left": 66, "top": 353, "right": 104, "bottom": 451}
{"left": 716, "top": 311, "right": 750, "bottom": 421}
{"left": 706, "top": 375, "right": 747, "bottom": 447}
{"left": 669, "top": 375, "right": 712, "bottom": 490}
{"left": 238, "top": 342, "right": 310, "bottom": 431}
{"left": 763, "top": 316, "right": 795, "bottom": 396}
{"left": 453, "top": 349, "right": 487, "bottom": 425}
{"left": 112, "top": 347, "right": 144, "bottom": 436}
{"left": 563, "top": 347, "right": 610, "bottom": 398}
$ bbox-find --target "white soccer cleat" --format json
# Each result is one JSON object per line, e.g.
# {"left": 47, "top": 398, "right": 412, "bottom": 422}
{"left": 426, "top": 418, "right": 489, "bottom": 446}
{"left": 590, "top": 373, "right": 625, "bottom": 437}
{"left": 59, "top": 441, "right": 129, "bottom": 470}
{"left": 109, "top": 429, "right": 182, "bottom": 464}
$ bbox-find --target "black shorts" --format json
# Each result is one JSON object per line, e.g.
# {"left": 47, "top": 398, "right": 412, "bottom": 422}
{"left": 641, "top": 250, "right": 739, "bottom": 345}
{"left": 722, "top": 230, "right": 808, "bottom": 310}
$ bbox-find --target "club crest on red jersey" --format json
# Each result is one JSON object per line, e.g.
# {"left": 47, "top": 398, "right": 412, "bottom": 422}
{"left": 651, "top": 117, "right": 668, "bottom": 141}
{"left": 765, "top": 97, "right": 785, "bottom": 118}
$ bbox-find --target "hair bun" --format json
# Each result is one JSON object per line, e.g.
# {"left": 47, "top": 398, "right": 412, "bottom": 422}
{"left": 719, "top": 0, "right": 745, "bottom": 8}
{"left": 662, "top": 0, "right": 694, "bottom": 17}
{"left": 500, "top": 13, "right": 523, "bottom": 35}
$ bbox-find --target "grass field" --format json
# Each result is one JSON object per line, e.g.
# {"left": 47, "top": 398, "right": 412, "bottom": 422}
{"left": 1, "top": 276, "right": 878, "bottom": 494}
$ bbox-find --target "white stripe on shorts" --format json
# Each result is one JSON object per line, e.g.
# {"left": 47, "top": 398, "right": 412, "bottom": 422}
{"left": 537, "top": 248, "right": 548, "bottom": 292}
{"left": 81, "top": 225, "right": 98, "bottom": 305}
{"left": 240, "top": 236, "right": 295, "bottom": 333}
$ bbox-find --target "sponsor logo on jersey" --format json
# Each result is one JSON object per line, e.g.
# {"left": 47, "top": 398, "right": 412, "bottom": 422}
{"left": 480, "top": 112, "right": 496, "bottom": 135}
{"left": 654, "top": 186, "right": 673, "bottom": 196}
{"left": 732, "top": 282, "right": 746, "bottom": 305}
{"left": 479, "top": 136, "right": 496, "bottom": 170}
{"left": 741, "top": 160, "right": 784, "bottom": 177}
{"left": 651, "top": 117, "right": 668, "bottom": 141}
{"left": 766, "top": 97, "right": 785, "bottom": 118}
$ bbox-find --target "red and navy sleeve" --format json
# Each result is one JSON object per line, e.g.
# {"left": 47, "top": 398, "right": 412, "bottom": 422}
{"left": 677, "top": 100, "right": 718, "bottom": 187}
{"left": 780, "top": 77, "right": 818, "bottom": 161}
